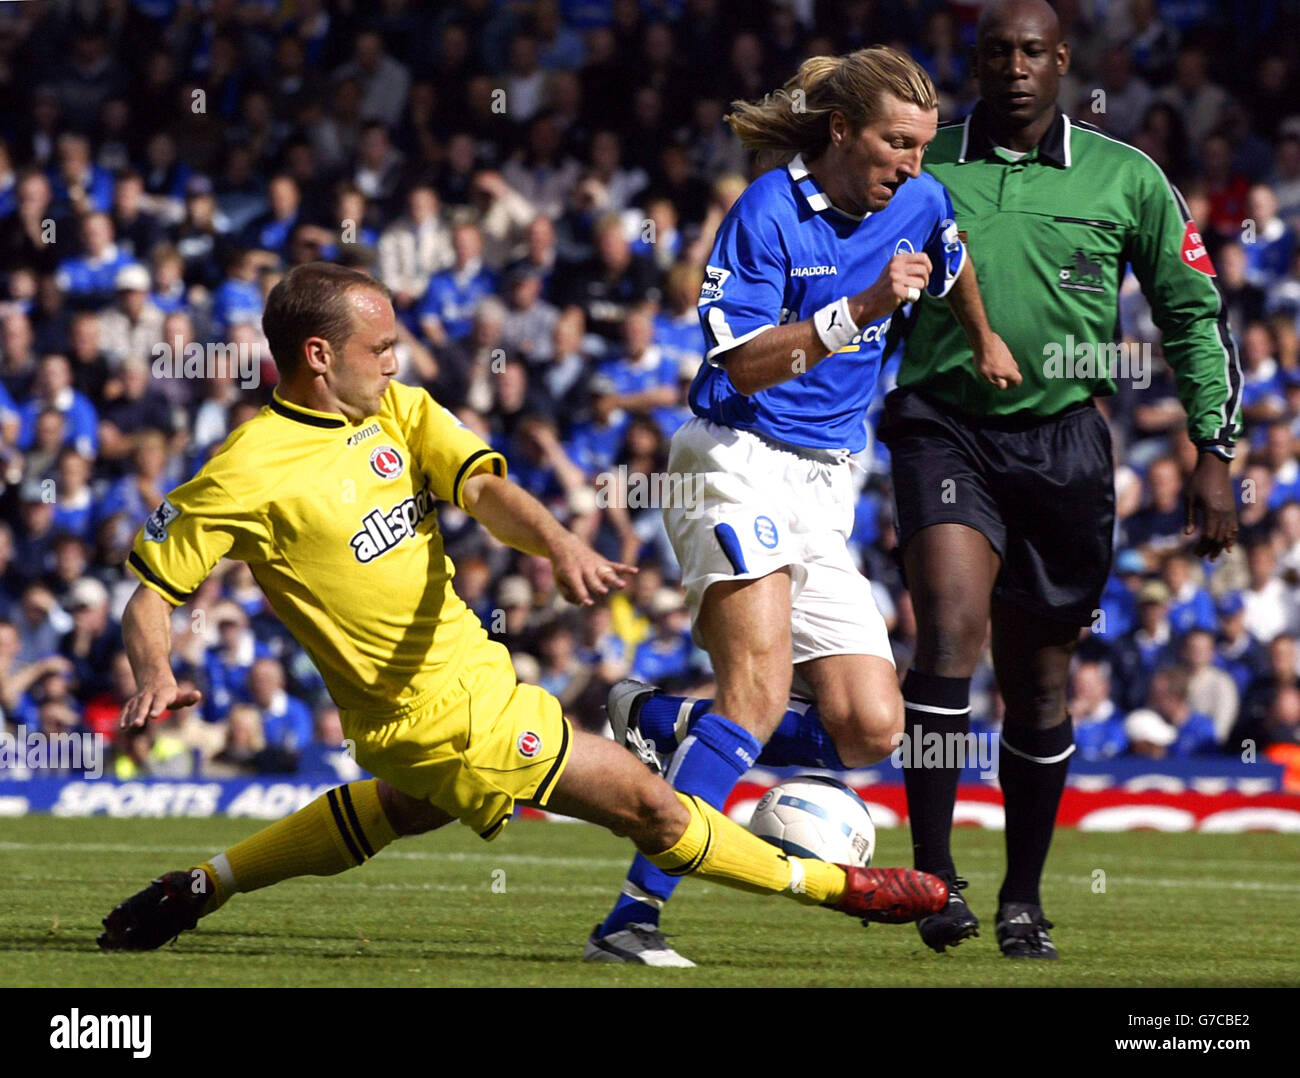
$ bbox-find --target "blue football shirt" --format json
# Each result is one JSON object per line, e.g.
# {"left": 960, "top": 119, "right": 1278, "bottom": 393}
{"left": 691, "top": 154, "right": 965, "bottom": 452}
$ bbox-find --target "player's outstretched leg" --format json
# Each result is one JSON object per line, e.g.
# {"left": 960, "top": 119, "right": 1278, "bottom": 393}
{"left": 552, "top": 728, "right": 947, "bottom": 966}
{"left": 98, "top": 779, "right": 449, "bottom": 950}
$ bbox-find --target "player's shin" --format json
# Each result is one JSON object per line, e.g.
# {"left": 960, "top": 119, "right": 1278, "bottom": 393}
{"left": 757, "top": 698, "right": 845, "bottom": 768}
{"left": 194, "top": 779, "right": 399, "bottom": 914}
{"left": 644, "top": 791, "right": 847, "bottom": 906}
{"left": 641, "top": 693, "right": 845, "bottom": 769}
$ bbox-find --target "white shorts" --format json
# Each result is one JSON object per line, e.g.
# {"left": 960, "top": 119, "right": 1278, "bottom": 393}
{"left": 664, "top": 417, "right": 894, "bottom": 667}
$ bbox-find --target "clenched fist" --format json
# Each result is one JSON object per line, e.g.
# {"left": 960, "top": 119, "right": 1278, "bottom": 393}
{"left": 851, "top": 253, "right": 933, "bottom": 325}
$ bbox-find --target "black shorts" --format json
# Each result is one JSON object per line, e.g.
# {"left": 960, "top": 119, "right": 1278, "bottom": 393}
{"left": 879, "top": 388, "right": 1115, "bottom": 626}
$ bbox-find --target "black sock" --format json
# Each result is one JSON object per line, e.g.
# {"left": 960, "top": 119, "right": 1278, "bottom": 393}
{"left": 900, "top": 670, "right": 971, "bottom": 878}
{"left": 997, "top": 719, "right": 1075, "bottom": 908}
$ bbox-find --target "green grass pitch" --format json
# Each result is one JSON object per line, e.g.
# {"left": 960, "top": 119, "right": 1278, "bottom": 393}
{"left": 2, "top": 816, "right": 1298, "bottom": 987}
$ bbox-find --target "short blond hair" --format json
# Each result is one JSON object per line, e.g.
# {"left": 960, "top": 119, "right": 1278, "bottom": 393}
{"left": 727, "top": 46, "right": 938, "bottom": 162}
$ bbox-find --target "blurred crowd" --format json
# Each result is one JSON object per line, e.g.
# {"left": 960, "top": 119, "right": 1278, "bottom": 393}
{"left": 1, "top": 0, "right": 1300, "bottom": 782}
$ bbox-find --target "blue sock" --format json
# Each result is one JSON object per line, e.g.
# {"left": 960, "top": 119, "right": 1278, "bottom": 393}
{"left": 757, "top": 699, "right": 845, "bottom": 769}
{"left": 597, "top": 712, "right": 760, "bottom": 936}
{"left": 635, "top": 693, "right": 709, "bottom": 755}
{"left": 639, "top": 694, "right": 842, "bottom": 769}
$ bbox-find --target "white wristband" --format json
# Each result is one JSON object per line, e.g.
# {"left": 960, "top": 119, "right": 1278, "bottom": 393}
{"left": 813, "top": 296, "right": 860, "bottom": 354}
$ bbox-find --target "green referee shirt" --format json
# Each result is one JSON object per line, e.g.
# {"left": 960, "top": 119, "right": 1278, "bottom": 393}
{"left": 899, "top": 104, "right": 1242, "bottom": 458}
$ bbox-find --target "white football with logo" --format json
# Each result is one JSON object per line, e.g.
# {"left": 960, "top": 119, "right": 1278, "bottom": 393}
{"left": 748, "top": 776, "right": 875, "bottom": 867}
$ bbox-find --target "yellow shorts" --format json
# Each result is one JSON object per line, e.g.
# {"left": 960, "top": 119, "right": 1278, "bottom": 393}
{"left": 341, "top": 644, "right": 572, "bottom": 839}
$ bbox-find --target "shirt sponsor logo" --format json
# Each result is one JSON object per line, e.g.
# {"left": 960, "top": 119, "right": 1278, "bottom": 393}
{"left": 1058, "top": 249, "right": 1106, "bottom": 293}
{"left": 144, "top": 498, "right": 181, "bottom": 543}
{"left": 835, "top": 314, "right": 894, "bottom": 351}
{"left": 517, "top": 730, "right": 542, "bottom": 758}
{"left": 1181, "top": 221, "right": 1216, "bottom": 276}
{"left": 754, "top": 515, "right": 779, "bottom": 548}
{"left": 791, "top": 264, "right": 839, "bottom": 277}
{"left": 370, "top": 446, "right": 404, "bottom": 479}
{"left": 346, "top": 422, "right": 380, "bottom": 447}
{"left": 857, "top": 316, "right": 892, "bottom": 344}
{"left": 350, "top": 487, "right": 435, "bottom": 563}
{"left": 700, "top": 264, "right": 731, "bottom": 302}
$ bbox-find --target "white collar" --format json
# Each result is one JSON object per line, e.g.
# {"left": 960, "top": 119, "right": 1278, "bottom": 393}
{"left": 787, "top": 154, "right": 871, "bottom": 221}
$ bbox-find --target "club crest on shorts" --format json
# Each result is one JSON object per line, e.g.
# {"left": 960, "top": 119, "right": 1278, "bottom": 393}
{"left": 370, "top": 446, "right": 404, "bottom": 479}
{"left": 517, "top": 730, "right": 542, "bottom": 758}
{"left": 754, "top": 515, "right": 779, "bottom": 549}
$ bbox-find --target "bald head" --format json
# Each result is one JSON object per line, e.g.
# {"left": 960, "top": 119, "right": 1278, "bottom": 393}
{"left": 978, "top": 0, "right": 1061, "bottom": 45}
{"left": 975, "top": 0, "right": 1069, "bottom": 141}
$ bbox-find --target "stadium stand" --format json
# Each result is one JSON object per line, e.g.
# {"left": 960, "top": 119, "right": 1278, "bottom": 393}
{"left": 1, "top": 0, "right": 1299, "bottom": 787}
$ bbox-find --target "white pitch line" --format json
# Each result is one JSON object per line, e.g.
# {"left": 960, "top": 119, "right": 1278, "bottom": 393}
{"left": 955, "top": 849, "right": 1300, "bottom": 873}
{"left": 0, "top": 841, "right": 208, "bottom": 855}
{"left": 956, "top": 867, "right": 1300, "bottom": 894}
{"left": 0, "top": 840, "right": 631, "bottom": 869}
{"left": 4, "top": 874, "right": 620, "bottom": 897}
{"left": 4, "top": 842, "right": 1300, "bottom": 892}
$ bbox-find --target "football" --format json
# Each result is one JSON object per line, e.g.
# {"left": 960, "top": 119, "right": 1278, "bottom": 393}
{"left": 748, "top": 776, "right": 876, "bottom": 867}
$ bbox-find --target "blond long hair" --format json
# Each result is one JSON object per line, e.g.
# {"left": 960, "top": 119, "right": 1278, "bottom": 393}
{"left": 726, "top": 46, "right": 938, "bottom": 162}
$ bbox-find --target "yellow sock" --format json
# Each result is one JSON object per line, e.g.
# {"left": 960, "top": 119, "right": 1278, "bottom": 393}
{"left": 645, "top": 793, "right": 847, "bottom": 906}
{"left": 194, "top": 780, "right": 399, "bottom": 914}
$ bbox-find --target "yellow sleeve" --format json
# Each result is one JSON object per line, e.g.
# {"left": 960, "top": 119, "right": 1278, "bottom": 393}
{"left": 128, "top": 466, "right": 269, "bottom": 606}
{"left": 385, "top": 381, "right": 507, "bottom": 508}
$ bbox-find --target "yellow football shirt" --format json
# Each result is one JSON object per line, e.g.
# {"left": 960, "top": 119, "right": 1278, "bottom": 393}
{"left": 129, "top": 380, "right": 506, "bottom": 715}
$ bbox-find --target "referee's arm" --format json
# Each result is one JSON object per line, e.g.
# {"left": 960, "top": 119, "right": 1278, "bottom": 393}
{"left": 1127, "top": 166, "right": 1242, "bottom": 555}
{"left": 1128, "top": 172, "right": 1242, "bottom": 458}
